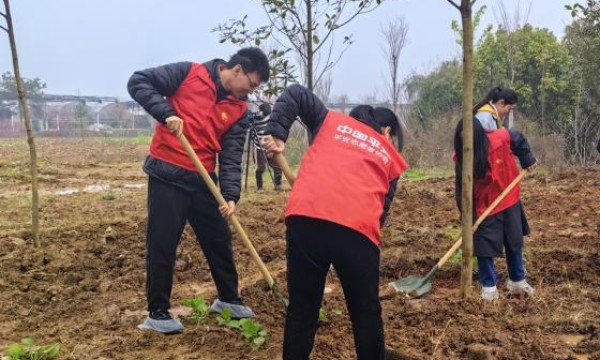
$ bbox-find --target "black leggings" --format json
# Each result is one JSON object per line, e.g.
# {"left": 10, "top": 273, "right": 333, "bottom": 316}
{"left": 283, "top": 216, "right": 384, "bottom": 360}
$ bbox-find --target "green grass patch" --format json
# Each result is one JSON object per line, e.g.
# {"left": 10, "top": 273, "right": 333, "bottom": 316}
{"left": 402, "top": 168, "right": 453, "bottom": 181}
{"left": 440, "top": 226, "right": 461, "bottom": 239}
{"left": 101, "top": 134, "right": 152, "bottom": 145}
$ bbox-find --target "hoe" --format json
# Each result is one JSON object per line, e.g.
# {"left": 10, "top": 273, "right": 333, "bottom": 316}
{"left": 390, "top": 169, "right": 528, "bottom": 297}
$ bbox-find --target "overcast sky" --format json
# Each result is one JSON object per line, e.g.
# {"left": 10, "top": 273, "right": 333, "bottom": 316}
{"left": 0, "top": 0, "right": 573, "bottom": 101}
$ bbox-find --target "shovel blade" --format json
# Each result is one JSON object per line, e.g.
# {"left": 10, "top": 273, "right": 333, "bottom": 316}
{"left": 411, "top": 281, "right": 432, "bottom": 298}
{"left": 390, "top": 275, "right": 433, "bottom": 298}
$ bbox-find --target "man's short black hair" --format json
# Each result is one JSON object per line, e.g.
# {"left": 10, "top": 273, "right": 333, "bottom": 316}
{"left": 227, "top": 47, "right": 270, "bottom": 83}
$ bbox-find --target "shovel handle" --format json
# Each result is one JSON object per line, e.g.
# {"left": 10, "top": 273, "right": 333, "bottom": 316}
{"left": 273, "top": 153, "right": 296, "bottom": 186}
{"left": 177, "top": 134, "right": 276, "bottom": 288}
{"left": 436, "top": 169, "right": 528, "bottom": 269}
{"left": 262, "top": 135, "right": 296, "bottom": 186}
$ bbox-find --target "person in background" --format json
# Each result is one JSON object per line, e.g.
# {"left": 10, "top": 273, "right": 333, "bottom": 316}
{"left": 473, "top": 86, "right": 518, "bottom": 130}
{"left": 250, "top": 104, "right": 283, "bottom": 192}
{"left": 127, "top": 47, "right": 269, "bottom": 334}
{"left": 263, "top": 84, "right": 408, "bottom": 360}
{"left": 454, "top": 89, "right": 537, "bottom": 300}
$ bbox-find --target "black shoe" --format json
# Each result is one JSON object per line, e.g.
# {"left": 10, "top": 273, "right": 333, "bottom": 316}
{"left": 150, "top": 309, "right": 173, "bottom": 321}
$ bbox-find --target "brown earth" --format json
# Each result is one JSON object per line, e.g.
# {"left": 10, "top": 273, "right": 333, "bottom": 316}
{"left": 0, "top": 138, "right": 599, "bottom": 360}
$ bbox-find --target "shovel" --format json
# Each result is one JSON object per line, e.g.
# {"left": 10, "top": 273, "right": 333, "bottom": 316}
{"left": 262, "top": 135, "right": 296, "bottom": 186}
{"left": 177, "top": 134, "right": 288, "bottom": 309}
{"left": 390, "top": 169, "right": 528, "bottom": 297}
{"left": 273, "top": 153, "right": 296, "bottom": 186}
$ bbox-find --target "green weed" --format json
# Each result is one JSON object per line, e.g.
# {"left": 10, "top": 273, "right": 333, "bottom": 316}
{"left": 102, "top": 192, "right": 116, "bottom": 200}
{"left": 181, "top": 298, "right": 210, "bottom": 323}
{"left": 2, "top": 338, "right": 60, "bottom": 360}
{"left": 318, "top": 307, "right": 329, "bottom": 323}
{"left": 239, "top": 318, "right": 268, "bottom": 349}
{"left": 318, "top": 307, "right": 343, "bottom": 324}
{"left": 217, "top": 309, "right": 268, "bottom": 349}
{"left": 448, "top": 250, "right": 478, "bottom": 267}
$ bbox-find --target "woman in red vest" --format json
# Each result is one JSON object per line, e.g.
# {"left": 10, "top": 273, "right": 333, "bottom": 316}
{"left": 263, "top": 85, "right": 408, "bottom": 360}
{"left": 473, "top": 86, "right": 518, "bottom": 130}
{"left": 454, "top": 89, "right": 537, "bottom": 301}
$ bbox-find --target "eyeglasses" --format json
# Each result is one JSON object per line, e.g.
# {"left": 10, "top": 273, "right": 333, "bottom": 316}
{"left": 243, "top": 71, "right": 261, "bottom": 91}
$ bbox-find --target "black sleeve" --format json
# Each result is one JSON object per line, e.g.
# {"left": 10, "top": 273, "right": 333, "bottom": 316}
{"left": 127, "top": 62, "right": 192, "bottom": 123}
{"left": 509, "top": 129, "right": 537, "bottom": 169}
{"left": 597, "top": 138, "right": 600, "bottom": 154}
{"left": 265, "top": 84, "right": 328, "bottom": 141}
{"left": 380, "top": 178, "right": 399, "bottom": 227}
{"left": 218, "top": 113, "right": 250, "bottom": 203}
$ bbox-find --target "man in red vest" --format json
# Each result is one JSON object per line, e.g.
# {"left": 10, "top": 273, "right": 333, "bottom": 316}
{"left": 127, "top": 47, "right": 269, "bottom": 334}
{"left": 263, "top": 84, "right": 408, "bottom": 360}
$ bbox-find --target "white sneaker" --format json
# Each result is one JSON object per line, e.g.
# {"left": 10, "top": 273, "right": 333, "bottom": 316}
{"left": 481, "top": 286, "right": 499, "bottom": 301}
{"left": 507, "top": 279, "right": 534, "bottom": 297}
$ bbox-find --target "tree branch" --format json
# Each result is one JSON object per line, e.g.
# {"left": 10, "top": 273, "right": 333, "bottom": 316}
{"left": 0, "top": 11, "right": 7, "bottom": 18}
{"left": 0, "top": 24, "right": 8, "bottom": 33}
{"left": 446, "top": 0, "right": 460, "bottom": 10}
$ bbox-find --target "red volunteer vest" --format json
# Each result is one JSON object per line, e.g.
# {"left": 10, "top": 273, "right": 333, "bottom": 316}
{"left": 285, "top": 112, "right": 409, "bottom": 246}
{"left": 474, "top": 128, "right": 521, "bottom": 217}
{"left": 149, "top": 63, "right": 247, "bottom": 172}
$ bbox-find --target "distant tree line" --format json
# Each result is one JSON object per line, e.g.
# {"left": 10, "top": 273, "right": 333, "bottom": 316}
{"left": 405, "top": 3, "right": 600, "bottom": 166}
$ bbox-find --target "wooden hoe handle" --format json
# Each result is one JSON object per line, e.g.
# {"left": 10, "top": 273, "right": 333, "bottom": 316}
{"left": 437, "top": 169, "right": 528, "bottom": 268}
{"left": 177, "top": 134, "right": 276, "bottom": 288}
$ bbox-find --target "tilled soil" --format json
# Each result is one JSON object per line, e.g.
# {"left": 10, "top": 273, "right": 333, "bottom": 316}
{"left": 0, "top": 138, "right": 598, "bottom": 360}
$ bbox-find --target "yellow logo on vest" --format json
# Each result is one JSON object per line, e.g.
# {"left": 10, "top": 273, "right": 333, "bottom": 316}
{"left": 221, "top": 112, "right": 230, "bottom": 123}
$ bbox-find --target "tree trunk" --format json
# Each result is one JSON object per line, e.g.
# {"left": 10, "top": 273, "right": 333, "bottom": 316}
{"left": 306, "top": 0, "right": 314, "bottom": 91}
{"left": 459, "top": 0, "right": 474, "bottom": 299}
{"left": 4, "top": 0, "right": 40, "bottom": 247}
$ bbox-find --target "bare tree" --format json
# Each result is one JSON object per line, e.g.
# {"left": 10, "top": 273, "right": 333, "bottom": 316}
{"left": 1, "top": 0, "right": 41, "bottom": 247}
{"left": 380, "top": 17, "right": 409, "bottom": 113}
{"left": 494, "top": 0, "right": 532, "bottom": 87}
{"left": 360, "top": 88, "right": 381, "bottom": 105}
{"left": 215, "top": 0, "right": 383, "bottom": 91}
{"left": 446, "top": 0, "right": 476, "bottom": 299}
{"left": 314, "top": 71, "right": 333, "bottom": 104}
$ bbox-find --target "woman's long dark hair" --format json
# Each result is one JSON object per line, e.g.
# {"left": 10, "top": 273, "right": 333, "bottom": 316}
{"left": 453, "top": 118, "right": 489, "bottom": 179}
{"left": 374, "top": 107, "right": 403, "bottom": 152}
{"left": 473, "top": 86, "right": 518, "bottom": 115}
{"left": 349, "top": 105, "right": 403, "bottom": 152}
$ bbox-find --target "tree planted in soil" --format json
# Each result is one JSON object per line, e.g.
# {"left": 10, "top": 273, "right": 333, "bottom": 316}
{"left": 1, "top": 0, "right": 41, "bottom": 247}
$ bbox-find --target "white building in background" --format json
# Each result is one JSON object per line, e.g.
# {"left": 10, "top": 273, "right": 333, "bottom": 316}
{"left": 0, "top": 94, "right": 152, "bottom": 136}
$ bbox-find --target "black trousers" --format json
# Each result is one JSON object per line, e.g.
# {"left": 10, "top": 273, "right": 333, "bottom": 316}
{"left": 145, "top": 176, "right": 239, "bottom": 312}
{"left": 255, "top": 150, "right": 282, "bottom": 189}
{"left": 283, "top": 216, "right": 384, "bottom": 360}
